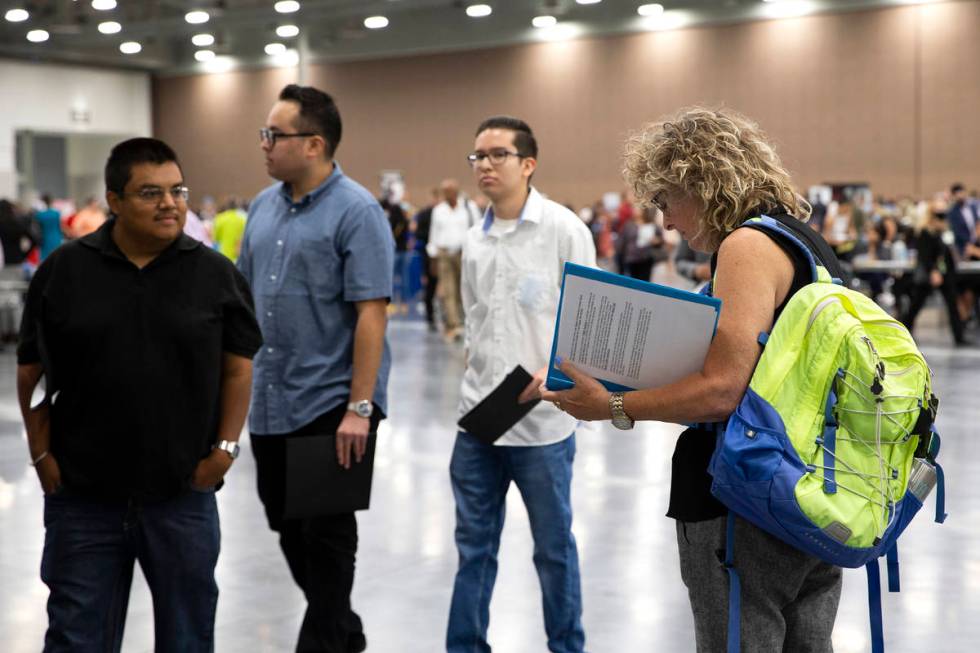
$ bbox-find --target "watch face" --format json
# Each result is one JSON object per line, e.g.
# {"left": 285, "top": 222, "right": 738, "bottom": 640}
{"left": 355, "top": 401, "right": 372, "bottom": 418}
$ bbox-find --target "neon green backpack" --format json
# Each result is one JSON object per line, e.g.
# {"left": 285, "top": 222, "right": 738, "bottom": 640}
{"left": 706, "top": 215, "right": 946, "bottom": 653}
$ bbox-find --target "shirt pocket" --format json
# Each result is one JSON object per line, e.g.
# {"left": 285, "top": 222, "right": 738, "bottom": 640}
{"left": 511, "top": 267, "right": 557, "bottom": 313}
{"left": 285, "top": 236, "right": 343, "bottom": 299}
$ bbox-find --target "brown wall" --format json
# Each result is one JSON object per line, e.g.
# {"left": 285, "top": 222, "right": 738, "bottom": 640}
{"left": 154, "top": 1, "right": 980, "bottom": 208}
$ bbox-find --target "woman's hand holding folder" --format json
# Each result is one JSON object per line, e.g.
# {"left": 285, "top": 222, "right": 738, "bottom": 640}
{"left": 539, "top": 357, "right": 612, "bottom": 421}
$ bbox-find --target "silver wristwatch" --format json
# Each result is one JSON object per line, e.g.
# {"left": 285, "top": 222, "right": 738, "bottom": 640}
{"left": 609, "top": 392, "right": 635, "bottom": 430}
{"left": 347, "top": 399, "right": 373, "bottom": 418}
{"left": 213, "top": 440, "right": 240, "bottom": 459}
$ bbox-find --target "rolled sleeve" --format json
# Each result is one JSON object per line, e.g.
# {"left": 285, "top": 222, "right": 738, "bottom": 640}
{"left": 340, "top": 201, "right": 395, "bottom": 303}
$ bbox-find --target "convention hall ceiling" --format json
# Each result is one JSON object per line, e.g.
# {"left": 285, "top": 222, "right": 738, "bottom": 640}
{"left": 0, "top": 0, "right": 947, "bottom": 74}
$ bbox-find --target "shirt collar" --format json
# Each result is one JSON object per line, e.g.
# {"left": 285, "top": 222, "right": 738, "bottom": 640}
{"left": 481, "top": 186, "right": 542, "bottom": 233}
{"left": 79, "top": 217, "right": 200, "bottom": 259}
{"left": 279, "top": 162, "right": 344, "bottom": 209}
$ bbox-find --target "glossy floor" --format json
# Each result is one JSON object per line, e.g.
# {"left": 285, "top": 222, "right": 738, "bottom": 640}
{"left": 0, "top": 312, "right": 976, "bottom": 652}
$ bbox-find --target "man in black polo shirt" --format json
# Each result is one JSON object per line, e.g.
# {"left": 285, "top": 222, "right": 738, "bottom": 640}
{"left": 16, "top": 138, "right": 263, "bottom": 653}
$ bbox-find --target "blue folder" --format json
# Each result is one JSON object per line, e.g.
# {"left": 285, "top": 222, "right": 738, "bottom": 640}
{"left": 545, "top": 262, "right": 721, "bottom": 392}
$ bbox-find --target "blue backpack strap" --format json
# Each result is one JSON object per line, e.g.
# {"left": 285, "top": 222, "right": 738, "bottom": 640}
{"left": 927, "top": 427, "right": 948, "bottom": 524}
{"left": 724, "top": 511, "right": 741, "bottom": 653}
{"left": 866, "top": 560, "right": 885, "bottom": 653}
{"left": 886, "top": 544, "right": 900, "bottom": 592}
{"left": 740, "top": 216, "right": 820, "bottom": 283}
{"left": 934, "top": 461, "right": 948, "bottom": 524}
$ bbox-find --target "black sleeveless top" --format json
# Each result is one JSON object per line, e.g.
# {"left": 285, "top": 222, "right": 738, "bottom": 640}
{"left": 665, "top": 214, "right": 838, "bottom": 522}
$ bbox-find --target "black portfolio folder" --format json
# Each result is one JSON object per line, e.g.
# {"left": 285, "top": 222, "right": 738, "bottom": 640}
{"left": 284, "top": 432, "right": 377, "bottom": 519}
{"left": 457, "top": 365, "right": 541, "bottom": 445}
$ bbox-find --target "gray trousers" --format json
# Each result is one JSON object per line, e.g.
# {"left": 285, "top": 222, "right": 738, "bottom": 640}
{"left": 677, "top": 515, "right": 842, "bottom": 653}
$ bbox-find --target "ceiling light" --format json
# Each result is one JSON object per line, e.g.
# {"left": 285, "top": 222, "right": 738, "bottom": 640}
{"left": 364, "top": 15, "right": 389, "bottom": 29}
{"left": 91, "top": 0, "right": 117, "bottom": 9}
{"left": 191, "top": 33, "right": 214, "bottom": 46}
{"left": 26, "top": 29, "right": 49, "bottom": 42}
{"left": 276, "top": 24, "right": 299, "bottom": 38}
{"left": 119, "top": 41, "right": 141, "bottom": 54}
{"left": 762, "top": 0, "right": 814, "bottom": 18}
{"left": 271, "top": 49, "right": 300, "bottom": 67}
{"left": 4, "top": 9, "right": 29, "bottom": 22}
{"left": 195, "top": 49, "right": 216, "bottom": 62}
{"left": 637, "top": 3, "right": 664, "bottom": 17}
{"left": 264, "top": 42, "right": 287, "bottom": 55}
{"left": 204, "top": 56, "right": 235, "bottom": 73}
{"left": 274, "top": 1, "right": 300, "bottom": 13}
{"left": 576, "top": 0, "right": 602, "bottom": 4}
{"left": 98, "top": 21, "right": 121, "bottom": 34}
{"left": 185, "top": 10, "right": 210, "bottom": 24}
{"left": 466, "top": 4, "right": 492, "bottom": 17}
{"left": 532, "top": 15, "right": 557, "bottom": 28}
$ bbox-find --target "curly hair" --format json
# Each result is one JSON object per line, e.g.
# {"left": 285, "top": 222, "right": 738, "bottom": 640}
{"left": 623, "top": 106, "right": 810, "bottom": 250}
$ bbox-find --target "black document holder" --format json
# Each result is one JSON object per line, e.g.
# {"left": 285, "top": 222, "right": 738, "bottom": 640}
{"left": 284, "top": 432, "right": 377, "bottom": 519}
{"left": 457, "top": 365, "right": 541, "bottom": 445}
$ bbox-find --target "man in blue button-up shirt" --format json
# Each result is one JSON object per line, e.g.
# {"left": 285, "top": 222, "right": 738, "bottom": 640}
{"left": 239, "top": 84, "right": 393, "bottom": 653}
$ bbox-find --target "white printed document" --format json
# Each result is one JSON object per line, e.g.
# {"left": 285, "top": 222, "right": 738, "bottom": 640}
{"left": 546, "top": 263, "right": 722, "bottom": 392}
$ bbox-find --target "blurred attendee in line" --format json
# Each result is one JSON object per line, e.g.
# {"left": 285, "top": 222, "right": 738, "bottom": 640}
{"left": 17, "top": 137, "right": 262, "bottom": 653}
{"left": 450, "top": 115, "right": 595, "bottom": 653}
{"left": 67, "top": 197, "right": 107, "bottom": 239}
{"left": 240, "top": 84, "right": 393, "bottom": 653}
{"left": 947, "top": 183, "right": 978, "bottom": 257}
{"left": 34, "top": 194, "right": 63, "bottom": 261}
{"left": 960, "top": 219, "right": 980, "bottom": 320}
{"left": 857, "top": 216, "right": 899, "bottom": 304}
{"left": 617, "top": 205, "right": 664, "bottom": 281}
{"left": 901, "top": 206, "right": 968, "bottom": 345}
{"left": 183, "top": 206, "right": 213, "bottom": 247}
{"left": 414, "top": 188, "right": 440, "bottom": 331}
{"left": 808, "top": 190, "right": 829, "bottom": 234}
{"left": 0, "top": 198, "right": 38, "bottom": 274}
{"left": 213, "top": 198, "right": 247, "bottom": 262}
{"left": 383, "top": 189, "right": 412, "bottom": 316}
{"left": 427, "top": 179, "right": 475, "bottom": 341}
{"left": 823, "top": 200, "right": 858, "bottom": 261}
{"left": 590, "top": 203, "right": 616, "bottom": 272}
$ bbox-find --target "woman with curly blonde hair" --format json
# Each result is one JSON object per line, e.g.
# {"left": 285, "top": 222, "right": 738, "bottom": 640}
{"left": 542, "top": 107, "right": 844, "bottom": 652}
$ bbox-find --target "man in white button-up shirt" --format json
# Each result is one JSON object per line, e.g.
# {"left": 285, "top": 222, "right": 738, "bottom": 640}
{"left": 446, "top": 116, "right": 596, "bottom": 653}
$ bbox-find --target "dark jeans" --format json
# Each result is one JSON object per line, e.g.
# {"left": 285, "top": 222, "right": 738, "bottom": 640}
{"left": 251, "top": 404, "right": 382, "bottom": 653}
{"left": 41, "top": 487, "right": 220, "bottom": 653}
{"left": 422, "top": 250, "right": 438, "bottom": 326}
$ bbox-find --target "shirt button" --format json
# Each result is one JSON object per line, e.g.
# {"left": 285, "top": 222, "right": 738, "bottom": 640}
{"left": 267, "top": 347, "right": 274, "bottom": 353}
{"left": 277, "top": 240, "right": 283, "bottom": 246}
{"left": 290, "top": 208, "right": 297, "bottom": 213}
{"left": 267, "top": 384, "right": 273, "bottom": 389}
{"left": 270, "top": 274, "right": 277, "bottom": 280}
{"left": 267, "top": 311, "right": 273, "bottom": 317}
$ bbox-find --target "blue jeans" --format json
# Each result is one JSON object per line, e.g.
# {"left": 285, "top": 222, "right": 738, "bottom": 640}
{"left": 40, "top": 487, "right": 221, "bottom": 653}
{"left": 447, "top": 432, "right": 585, "bottom": 653}
{"left": 393, "top": 250, "right": 414, "bottom": 305}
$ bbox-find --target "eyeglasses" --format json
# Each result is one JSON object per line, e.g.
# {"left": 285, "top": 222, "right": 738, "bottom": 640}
{"left": 652, "top": 190, "right": 668, "bottom": 214}
{"left": 122, "top": 186, "right": 189, "bottom": 204}
{"left": 466, "top": 149, "right": 522, "bottom": 167}
{"left": 259, "top": 127, "right": 319, "bottom": 146}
